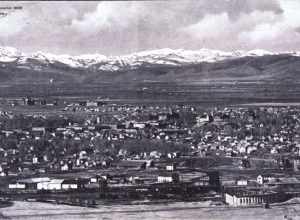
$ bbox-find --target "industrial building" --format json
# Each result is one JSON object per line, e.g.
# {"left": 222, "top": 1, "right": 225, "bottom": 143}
{"left": 225, "top": 187, "right": 287, "bottom": 206}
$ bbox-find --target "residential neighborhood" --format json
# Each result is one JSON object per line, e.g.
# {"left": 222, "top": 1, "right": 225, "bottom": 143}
{"left": 0, "top": 97, "right": 300, "bottom": 207}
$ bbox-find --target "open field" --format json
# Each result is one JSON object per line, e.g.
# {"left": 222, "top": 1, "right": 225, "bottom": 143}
{"left": 1, "top": 82, "right": 300, "bottom": 107}
{"left": 1, "top": 200, "right": 300, "bottom": 220}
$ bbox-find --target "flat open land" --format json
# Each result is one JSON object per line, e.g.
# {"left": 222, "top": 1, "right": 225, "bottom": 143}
{"left": 1, "top": 200, "right": 300, "bottom": 220}
{"left": 2, "top": 81, "right": 300, "bottom": 107}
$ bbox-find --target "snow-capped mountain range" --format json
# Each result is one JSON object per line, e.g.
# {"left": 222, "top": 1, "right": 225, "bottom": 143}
{"left": 1, "top": 46, "right": 299, "bottom": 72}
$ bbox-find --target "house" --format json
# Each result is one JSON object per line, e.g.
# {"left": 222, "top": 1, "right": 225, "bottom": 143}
{"left": 32, "top": 127, "right": 46, "bottom": 138}
{"left": 237, "top": 179, "right": 248, "bottom": 186}
{"left": 166, "top": 164, "right": 176, "bottom": 171}
{"left": 90, "top": 176, "right": 99, "bottom": 183}
{"left": 61, "top": 179, "right": 79, "bottom": 190}
{"left": 32, "top": 156, "right": 39, "bottom": 164}
{"left": 196, "top": 113, "right": 213, "bottom": 125}
{"left": 157, "top": 172, "right": 180, "bottom": 183}
{"left": 90, "top": 175, "right": 107, "bottom": 183}
{"left": 86, "top": 101, "right": 98, "bottom": 107}
{"left": 8, "top": 182, "right": 26, "bottom": 190}
{"left": 158, "top": 114, "right": 168, "bottom": 121}
{"left": 133, "top": 122, "right": 146, "bottom": 129}
{"left": 257, "top": 175, "right": 276, "bottom": 185}
{"left": 38, "top": 179, "right": 64, "bottom": 191}
{"left": 61, "top": 163, "right": 69, "bottom": 171}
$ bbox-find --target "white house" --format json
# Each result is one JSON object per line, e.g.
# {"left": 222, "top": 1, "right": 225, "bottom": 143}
{"left": 157, "top": 173, "right": 180, "bottom": 183}
{"left": 166, "top": 164, "right": 176, "bottom": 171}
{"left": 61, "top": 180, "right": 78, "bottom": 190}
{"left": 196, "top": 114, "right": 210, "bottom": 125}
{"left": 236, "top": 179, "right": 248, "bottom": 186}
{"left": 33, "top": 156, "right": 39, "bottom": 164}
{"left": 158, "top": 114, "right": 167, "bottom": 121}
{"left": 37, "top": 179, "right": 64, "bottom": 190}
{"left": 158, "top": 176, "right": 173, "bottom": 183}
{"left": 257, "top": 175, "right": 276, "bottom": 185}
{"left": 8, "top": 182, "right": 26, "bottom": 189}
{"left": 90, "top": 177, "right": 98, "bottom": 183}
{"left": 133, "top": 123, "right": 146, "bottom": 129}
{"left": 86, "top": 101, "right": 98, "bottom": 107}
{"left": 61, "top": 163, "right": 69, "bottom": 171}
{"left": 37, "top": 181, "right": 49, "bottom": 190}
{"left": 48, "top": 179, "right": 64, "bottom": 190}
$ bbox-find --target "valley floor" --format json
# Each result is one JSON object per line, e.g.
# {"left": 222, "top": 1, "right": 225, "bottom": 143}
{"left": 1, "top": 200, "right": 300, "bottom": 220}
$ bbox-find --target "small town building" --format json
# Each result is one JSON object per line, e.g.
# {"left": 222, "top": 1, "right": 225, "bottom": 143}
{"left": 61, "top": 163, "right": 69, "bottom": 171}
{"left": 62, "top": 178, "right": 89, "bottom": 190}
{"left": 32, "top": 156, "right": 39, "bottom": 164}
{"left": 225, "top": 187, "right": 286, "bottom": 206}
{"left": 166, "top": 164, "right": 176, "bottom": 171}
{"left": 86, "top": 101, "right": 98, "bottom": 107}
{"left": 10, "top": 177, "right": 50, "bottom": 190}
{"left": 8, "top": 182, "right": 26, "bottom": 190}
{"left": 257, "top": 175, "right": 276, "bottom": 185}
{"left": 133, "top": 122, "right": 146, "bottom": 129}
{"left": 61, "top": 179, "right": 79, "bottom": 190}
{"left": 157, "top": 172, "right": 180, "bottom": 183}
{"left": 38, "top": 179, "right": 64, "bottom": 191}
{"left": 32, "top": 127, "right": 46, "bottom": 136}
{"left": 236, "top": 178, "right": 248, "bottom": 186}
{"left": 117, "top": 160, "right": 148, "bottom": 170}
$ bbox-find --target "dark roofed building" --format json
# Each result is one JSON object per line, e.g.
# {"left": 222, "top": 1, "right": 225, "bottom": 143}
{"left": 116, "top": 160, "right": 148, "bottom": 170}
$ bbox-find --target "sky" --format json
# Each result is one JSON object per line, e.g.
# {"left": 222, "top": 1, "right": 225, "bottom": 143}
{"left": 0, "top": 0, "right": 300, "bottom": 55}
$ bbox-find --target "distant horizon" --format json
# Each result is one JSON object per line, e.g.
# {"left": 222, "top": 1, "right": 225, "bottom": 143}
{"left": 2, "top": 46, "right": 299, "bottom": 57}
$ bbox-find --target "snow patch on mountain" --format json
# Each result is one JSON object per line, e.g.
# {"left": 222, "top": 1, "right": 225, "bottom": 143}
{"left": 246, "top": 49, "right": 275, "bottom": 56}
{"left": 0, "top": 47, "right": 22, "bottom": 63}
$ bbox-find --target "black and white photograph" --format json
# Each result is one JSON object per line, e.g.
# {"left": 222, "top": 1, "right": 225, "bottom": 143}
{"left": 1, "top": 0, "right": 300, "bottom": 219}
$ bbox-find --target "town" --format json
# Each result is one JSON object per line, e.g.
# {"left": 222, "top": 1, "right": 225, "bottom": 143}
{"left": 1, "top": 97, "right": 300, "bottom": 207}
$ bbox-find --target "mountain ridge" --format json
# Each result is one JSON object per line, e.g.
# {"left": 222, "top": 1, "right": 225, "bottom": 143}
{"left": 1, "top": 47, "right": 300, "bottom": 71}
{"left": 1, "top": 47, "right": 300, "bottom": 85}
